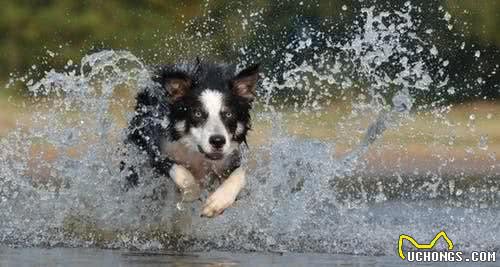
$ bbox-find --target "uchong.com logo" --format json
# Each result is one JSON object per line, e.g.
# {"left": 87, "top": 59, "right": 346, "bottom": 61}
{"left": 398, "top": 231, "right": 496, "bottom": 263}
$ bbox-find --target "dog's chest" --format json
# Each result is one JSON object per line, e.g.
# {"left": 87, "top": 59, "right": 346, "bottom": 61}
{"left": 162, "top": 141, "right": 227, "bottom": 182}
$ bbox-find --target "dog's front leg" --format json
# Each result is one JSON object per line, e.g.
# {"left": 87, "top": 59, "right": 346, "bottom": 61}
{"left": 201, "top": 167, "right": 245, "bottom": 217}
{"left": 169, "top": 164, "right": 201, "bottom": 202}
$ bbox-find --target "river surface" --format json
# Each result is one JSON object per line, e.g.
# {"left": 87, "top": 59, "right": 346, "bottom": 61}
{"left": 2, "top": 246, "right": 498, "bottom": 267}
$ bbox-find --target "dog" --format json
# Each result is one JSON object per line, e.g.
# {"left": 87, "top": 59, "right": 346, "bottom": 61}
{"left": 123, "top": 58, "right": 259, "bottom": 218}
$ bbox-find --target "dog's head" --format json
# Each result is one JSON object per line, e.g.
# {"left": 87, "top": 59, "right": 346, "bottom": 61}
{"left": 158, "top": 60, "right": 259, "bottom": 161}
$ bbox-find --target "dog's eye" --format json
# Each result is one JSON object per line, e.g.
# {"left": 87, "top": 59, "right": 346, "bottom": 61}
{"left": 194, "top": 111, "right": 203, "bottom": 118}
{"left": 224, "top": 112, "right": 233, "bottom": 118}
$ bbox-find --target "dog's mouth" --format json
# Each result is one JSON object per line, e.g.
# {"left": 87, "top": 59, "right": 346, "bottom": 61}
{"left": 197, "top": 145, "right": 224, "bottom": 161}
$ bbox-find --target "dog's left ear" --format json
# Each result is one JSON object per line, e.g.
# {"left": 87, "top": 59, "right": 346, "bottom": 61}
{"left": 232, "top": 63, "right": 260, "bottom": 100}
{"left": 163, "top": 72, "right": 192, "bottom": 102}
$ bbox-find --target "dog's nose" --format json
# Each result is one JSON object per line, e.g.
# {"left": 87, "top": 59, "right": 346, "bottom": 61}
{"left": 209, "top": 135, "right": 226, "bottom": 149}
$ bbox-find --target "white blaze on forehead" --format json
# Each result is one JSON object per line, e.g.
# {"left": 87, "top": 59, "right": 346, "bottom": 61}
{"left": 200, "top": 90, "right": 224, "bottom": 116}
{"left": 179, "top": 89, "right": 240, "bottom": 158}
{"left": 193, "top": 89, "right": 231, "bottom": 154}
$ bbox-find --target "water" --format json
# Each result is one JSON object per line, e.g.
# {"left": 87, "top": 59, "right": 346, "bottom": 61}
{"left": 2, "top": 247, "right": 498, "bottom": 267}
{"left": 0, "top": 2, "right": 499, "bottom": 265}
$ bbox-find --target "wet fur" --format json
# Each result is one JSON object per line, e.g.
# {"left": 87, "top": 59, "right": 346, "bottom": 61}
{"left": 122, "top": 59, "right": 258, "bottom": 217}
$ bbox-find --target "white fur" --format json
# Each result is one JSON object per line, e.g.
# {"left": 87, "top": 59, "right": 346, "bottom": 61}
{"left": 189, "top": 90, "right": 232, "bottom": 155}
{"left": 169, "top": 164, "right": 200, "bottom": 202}
{"left": 175, "top": 120, "right": 186, "bottom": 132}
{"left": 201, "top": 167, "right": 246, "bottom": 217}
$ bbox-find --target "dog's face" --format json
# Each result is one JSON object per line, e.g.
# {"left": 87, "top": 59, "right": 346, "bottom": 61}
{"left": 162, "top": 62, "right": 259, "bottom": 161}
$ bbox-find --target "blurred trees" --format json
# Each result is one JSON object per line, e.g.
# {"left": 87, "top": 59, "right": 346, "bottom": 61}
{"left": 0, "top": 0, "right": 498, "bottom": 103}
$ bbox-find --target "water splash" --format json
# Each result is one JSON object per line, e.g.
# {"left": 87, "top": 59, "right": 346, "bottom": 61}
{"left": 0, "top": 4, "right": 499, "bottom": 255}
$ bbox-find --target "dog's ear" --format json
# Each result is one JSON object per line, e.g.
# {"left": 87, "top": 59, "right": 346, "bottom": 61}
{"left": 232, "top": 63, "right": 260, "bottom": 100}
{"left": 164, "top": 72, "right": 192, "bottom": 102}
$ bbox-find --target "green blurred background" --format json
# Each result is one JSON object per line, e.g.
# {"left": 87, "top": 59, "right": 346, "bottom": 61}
{"left": 0, "top": 0, "right": 499, "bottom": 102}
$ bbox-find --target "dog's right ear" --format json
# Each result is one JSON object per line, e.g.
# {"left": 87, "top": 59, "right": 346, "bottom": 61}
{"left": 163, "top": 72, "right": 192, "bottom": 102}
{"left": 232, "top": 63, "right": 260, "bottom": 101}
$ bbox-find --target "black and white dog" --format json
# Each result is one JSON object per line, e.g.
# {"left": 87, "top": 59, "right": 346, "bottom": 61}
{"left": 124, "top": 59, "right": 259, "bottom": 218}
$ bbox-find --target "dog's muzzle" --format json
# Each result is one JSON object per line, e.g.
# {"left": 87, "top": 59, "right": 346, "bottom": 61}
{"left": 197, "top": 145, "right": 224, "bottom": 160}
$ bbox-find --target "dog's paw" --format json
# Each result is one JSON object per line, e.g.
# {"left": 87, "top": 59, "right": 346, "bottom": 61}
{"left": 201, "top": 186, "right": 236, "bottom": 217}
{"left": 181, "top": 183, "right": 201, "bottom": 202}
{"left": 169, "top": 164, "right": 201, "bottom": 202}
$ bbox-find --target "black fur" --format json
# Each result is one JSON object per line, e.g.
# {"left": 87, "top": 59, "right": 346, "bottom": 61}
{"left": 122, "top": 60, "right": 258, "bottom": 187}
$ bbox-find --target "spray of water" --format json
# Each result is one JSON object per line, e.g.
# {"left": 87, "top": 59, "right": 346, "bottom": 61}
{"left": 0, "top": 4, "right": 498, "bottom": 255}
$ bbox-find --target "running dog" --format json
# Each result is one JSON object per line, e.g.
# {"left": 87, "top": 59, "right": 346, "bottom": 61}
{"left": 123, "top": 59, "right": 259, "bottom": 218}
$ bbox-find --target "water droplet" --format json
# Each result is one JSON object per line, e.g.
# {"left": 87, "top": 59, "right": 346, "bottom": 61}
{"left": 430, "top": 45, "right": 438, "bottom": 56}
{"left": 478, "top": 135, "right": 488, "bottom": 150}
{"left": 444, "top": 12, "right": 451, "bottom": 21}
{"left": 448, "top": 135, "right": 456, "bottom": 145}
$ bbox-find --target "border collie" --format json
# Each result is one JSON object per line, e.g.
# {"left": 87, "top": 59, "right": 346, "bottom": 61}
{"left": 123, "top": 59, "right": 259, "bottom": 218}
